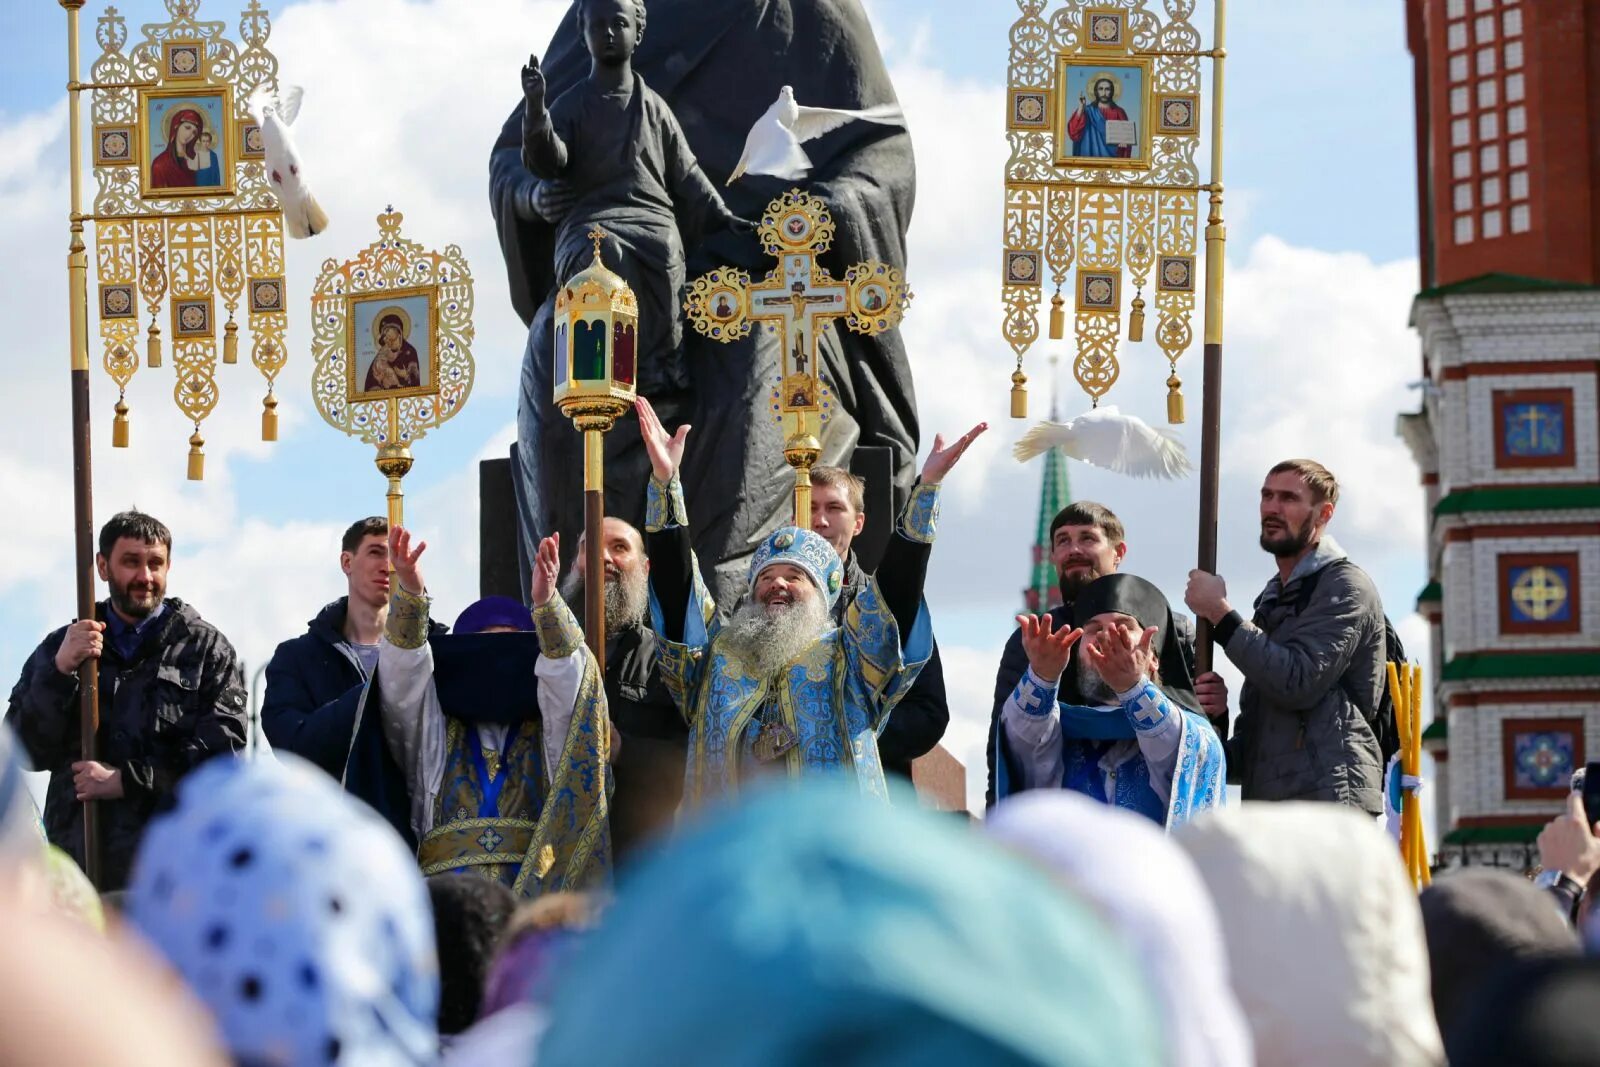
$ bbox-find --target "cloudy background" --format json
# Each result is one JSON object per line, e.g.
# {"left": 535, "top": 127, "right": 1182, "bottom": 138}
{"left": 3, "top": 0, "right": 1429, "bottom": 813}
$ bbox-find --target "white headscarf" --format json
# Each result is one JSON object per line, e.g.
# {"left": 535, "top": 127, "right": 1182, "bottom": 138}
{"left": 986, "top": 791, "right": 1253, "bottom": 1067}
{"left": 1176, "top": 802, "right": 1444, "bottom": 1067}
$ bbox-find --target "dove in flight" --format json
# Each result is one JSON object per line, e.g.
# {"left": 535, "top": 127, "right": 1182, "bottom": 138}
{"left": 1013, "top": 405, "right": 1192, "bottom": 480}
{"left": 249, "top": 85, "right": 328, "bottom": 239}
{"left": 728, "top": 85, "right": 904, "bottom": 184}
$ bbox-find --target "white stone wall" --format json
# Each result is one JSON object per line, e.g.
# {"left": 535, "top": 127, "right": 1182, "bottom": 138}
{"left": 1414, "top": 290, "right": 1600, "bottom": 496}
{"left": 1412, "top": 289, "right": 1600, "bottom": 840}
{"left": 1446, "top": 701, "right": 1600, "bottom": 818}
{"left": 1438, "top": 533, "right": 1600, "bottom": 657}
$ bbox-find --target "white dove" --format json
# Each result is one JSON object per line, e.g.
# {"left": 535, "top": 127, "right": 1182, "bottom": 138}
{"left": 1013, "top": 405, "right": 1192, "bottom": 480}
{"left": 728, "top": 85, "right": 904, "bottom": 184}
{"left": 249, "top": 85, "right": 328, "bottom": 239}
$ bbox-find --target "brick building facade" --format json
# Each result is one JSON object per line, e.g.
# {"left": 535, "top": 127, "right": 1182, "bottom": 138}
{"left": 1401, "top": 0, "right": 1600, "bottom": 868}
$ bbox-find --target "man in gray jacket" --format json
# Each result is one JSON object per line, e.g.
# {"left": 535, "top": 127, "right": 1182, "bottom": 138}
{"left": 1185, "top": 459, "right": 1386, "bottom": 814}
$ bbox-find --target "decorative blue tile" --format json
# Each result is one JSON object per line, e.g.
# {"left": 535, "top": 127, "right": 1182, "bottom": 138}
{"left": 1503, "top": 402, "right": 1566, "bottom": 458}
{"left": 1507, "top": 564, "right": 1573, "bottom": 625}
{"left": 1512, "top": 729, "right": 1576, "bottom": 792}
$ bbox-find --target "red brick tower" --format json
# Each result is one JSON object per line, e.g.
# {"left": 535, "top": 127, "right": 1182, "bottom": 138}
{"left": 1401, "top": 0, "right": 1600, "bottom": 868}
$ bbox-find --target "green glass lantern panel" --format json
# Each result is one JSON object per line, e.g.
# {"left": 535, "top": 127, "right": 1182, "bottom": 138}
{"left": 573, "top": 319, "right": 606, "bottom": 380}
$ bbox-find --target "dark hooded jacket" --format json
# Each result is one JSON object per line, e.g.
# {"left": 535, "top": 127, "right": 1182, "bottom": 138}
{"left": 261, "top": 598, "right": 369, "bottom": 778}
{"left": 5, "top": 598, "right": 247, "bottom": 890}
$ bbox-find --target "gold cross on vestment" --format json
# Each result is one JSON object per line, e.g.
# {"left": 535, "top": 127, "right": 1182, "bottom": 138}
{"left": 684, "top": 189, "right": 911, "bottom": 521}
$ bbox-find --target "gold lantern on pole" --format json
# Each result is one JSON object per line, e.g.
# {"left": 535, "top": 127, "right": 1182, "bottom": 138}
{"left": 553, "top": 227, "right": 638, "bottom": 667}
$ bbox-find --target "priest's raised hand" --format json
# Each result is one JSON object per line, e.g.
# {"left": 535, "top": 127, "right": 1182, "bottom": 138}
{"left": 387, "top": 525, "right": 428, "bottom": 597}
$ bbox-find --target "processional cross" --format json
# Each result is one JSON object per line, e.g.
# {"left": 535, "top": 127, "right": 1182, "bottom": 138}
{"left": 685, "top": 189, "right": 911, "bottom": 521}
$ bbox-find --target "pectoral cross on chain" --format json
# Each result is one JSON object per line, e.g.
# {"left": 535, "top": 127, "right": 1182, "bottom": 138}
{"left": 684, "top": 190, "right": 912, "bottom": 522}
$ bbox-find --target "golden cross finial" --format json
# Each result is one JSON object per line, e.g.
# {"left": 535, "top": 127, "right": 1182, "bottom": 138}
{"left": 588, "top": 227, "right": 606, "bottom": 262}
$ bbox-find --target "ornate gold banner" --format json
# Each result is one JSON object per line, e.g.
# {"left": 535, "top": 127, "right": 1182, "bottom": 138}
{"left": 310, "top": 208, "right": 475, "bottom": 528}
{"left": 86, "top": 0, "right": 286, "bottom": 478}
{"left": 1004, "top": 0, "right": 1206, "bottom": 422}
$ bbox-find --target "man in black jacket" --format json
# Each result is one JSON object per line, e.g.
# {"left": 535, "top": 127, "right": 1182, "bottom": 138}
{"left": 262, "top": 517, "right": 396, "bottom": 778}
{"left": 809, "top": 466, "right": 949, "bottom": 780}
{"left": 5, "top": 511, "right": 247, "bottom": 890}
{"left": 561, "top": 516, "right": 685, "bottom": 861}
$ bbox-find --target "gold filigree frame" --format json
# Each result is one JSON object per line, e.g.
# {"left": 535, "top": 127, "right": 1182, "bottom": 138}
{"left": 311, "top": 209, "right": 475, "bottom": 452}
{"left": 87, "top": 0, "right": 286, "bottom": 474}
{"left": 1004, "top": 0, "right": 1206, "bottom": 419}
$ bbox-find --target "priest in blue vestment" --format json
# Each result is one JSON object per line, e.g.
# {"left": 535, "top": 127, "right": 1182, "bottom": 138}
{"left": 995, "top": 573, "right": 1224, "bottom": 826}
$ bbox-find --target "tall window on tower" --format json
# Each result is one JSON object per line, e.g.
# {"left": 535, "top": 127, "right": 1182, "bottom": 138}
{"left": 1441, "top": 0, "right": 1529, "bottom": 244}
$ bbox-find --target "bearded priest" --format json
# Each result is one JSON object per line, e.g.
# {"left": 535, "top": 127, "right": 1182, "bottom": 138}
{"left": 994, "top": 573, "right": 1225, "bottom": 828}
{"left": 632, "top": 398, "right": 983, "bottom": 806}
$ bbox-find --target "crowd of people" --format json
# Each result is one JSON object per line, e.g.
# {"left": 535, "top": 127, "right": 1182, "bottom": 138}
{"left": 7, "top": 396, "right": 1600, "bottom": 1065}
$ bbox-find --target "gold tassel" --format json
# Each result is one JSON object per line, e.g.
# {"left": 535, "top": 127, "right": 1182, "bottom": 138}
{"left": 1128, "top": 293, "right": 1146, "bottom": 343}
{"left": 261, "top": 392, "right": 279, "bottom": 441}
{"left": 146, "top": 322, "right": 162, "bottom": 368}
{"left": 1010, "top": 368, "right": 1028, "bottom": 419}
{"left": 1048, "top": 289, "right": 1065, "bottom": 340}
{"left": 112, "top": 397, "right": 130, "bottom": 448}
{"left": 186, "top": 429, "right": 205, "bottom": 481}
{"left": 223, "top": 320, "right": 238, "bottom": 365}
{"left": 1166, "top": 372, "right": 1185, "bottom": 424}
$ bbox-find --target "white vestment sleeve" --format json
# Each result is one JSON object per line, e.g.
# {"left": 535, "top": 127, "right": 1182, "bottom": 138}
{"left": 1118, "top": 679, "right": 1183, "bottom": 806}
{"left": 1000, "top": 667, "right": 1065, "bottom": 791}
{"left": 379, "top": 586, "right": 447, "bottom": 841}
{"left": 534, "top": 646, "right": 587, "bottom": 782}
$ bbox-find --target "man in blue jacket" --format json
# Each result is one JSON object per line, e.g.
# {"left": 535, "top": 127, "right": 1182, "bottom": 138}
{"left": 262, "top": 517, "right": 398, "bottom": 777}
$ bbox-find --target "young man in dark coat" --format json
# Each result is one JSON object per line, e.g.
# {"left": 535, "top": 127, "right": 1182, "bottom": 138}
{"left": 808, "top": 466, "right": 949, "bottom": 780}
{"left": 262, "top": 517, "right": 396, "bottom": 777}
{"left": 5, "top": 511, "right": 247, "bottom": 890}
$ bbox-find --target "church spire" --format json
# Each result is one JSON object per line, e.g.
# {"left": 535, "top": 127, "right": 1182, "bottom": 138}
{"left": 1023, "top": 358, "right": 1071, "bottom": 613}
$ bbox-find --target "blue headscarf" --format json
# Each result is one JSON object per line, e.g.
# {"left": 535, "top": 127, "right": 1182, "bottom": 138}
{"left": 535, "top": 777, "right": 1164, "bottom": 1066}
{"left": 126, "top": 755, "right": 439, "bottom": 1067}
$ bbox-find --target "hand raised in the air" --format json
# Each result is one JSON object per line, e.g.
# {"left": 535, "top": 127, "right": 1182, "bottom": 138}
{"left": 636, "top": 397, "right": 690, "bottom": 484}
{"left": 522, "top": 54, "right": 547, "bottom": 111}
{"left": 531, "top": 533, "right": 561, "bottom": 607}
{"left": 388, "top": 525, "right": 428, "bottom": 596}
{"left": 1015, "top": 613, "right": 1082, "bottom": 684}
{"left": 921, "top": 422, "right": 988, "bottom": 485}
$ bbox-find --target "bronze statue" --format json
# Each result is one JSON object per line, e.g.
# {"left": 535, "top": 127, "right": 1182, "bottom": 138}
{"left": 491, "top": 0, "right": 917, "bottom": 604}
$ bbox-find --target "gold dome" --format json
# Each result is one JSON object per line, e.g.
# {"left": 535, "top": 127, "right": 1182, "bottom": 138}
{"left": 556, "top": 227, "right": 639, "bottom": 315}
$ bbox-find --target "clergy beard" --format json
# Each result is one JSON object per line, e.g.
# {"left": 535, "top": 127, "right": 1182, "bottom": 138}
{"left": 560, "top": 565, "right": 649, "bottom": 639}
{"left": 1077, "top": 657, "right": 1160, "bottom": 705}
{"left": 1259, "top": 513, "right": 1317, "bottom": 557}
{"left": 719, "top": 595, "right": 830, "bottom": 677}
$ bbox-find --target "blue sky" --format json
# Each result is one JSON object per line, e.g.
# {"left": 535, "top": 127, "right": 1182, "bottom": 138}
{"left": 2, "top": 0, "right": 1430, "bottom": 809}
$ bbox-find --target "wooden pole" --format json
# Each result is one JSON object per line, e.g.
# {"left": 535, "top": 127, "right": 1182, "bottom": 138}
{"left": 583, "top": 428, "right": 606, "bottom": 671}
{"left": 62, "top": 0, "right": 101, "bottom": 889}
{"left": 1194, "top": 0, "right": 1228, "bottom": 681}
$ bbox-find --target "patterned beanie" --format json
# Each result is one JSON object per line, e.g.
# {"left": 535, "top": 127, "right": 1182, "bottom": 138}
{"left": 747, "top": 526, "right": 844, "bottom": 608}
{"left": 126, "top": 755, "right": 439, "bottom": 1067}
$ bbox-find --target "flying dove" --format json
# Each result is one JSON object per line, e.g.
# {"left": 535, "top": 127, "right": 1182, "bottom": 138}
{"left": 249, "top": 85, "right": 328, "bottom": 239}
{"left": 728, "top": 85, "right": 904, "bottom": 184}
{"left": 1013, "top": 406, "right": 1192, "bottom": 480}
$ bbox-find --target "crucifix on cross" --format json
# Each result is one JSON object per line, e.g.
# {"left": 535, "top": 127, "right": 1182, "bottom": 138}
{"left": 684, "top": 189, "right": 911, "bottom": 521}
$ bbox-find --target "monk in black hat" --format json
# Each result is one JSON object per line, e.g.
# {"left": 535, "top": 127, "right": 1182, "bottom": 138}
{"left": 993, "top": 573, "right": 1225, "bottom": 827}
